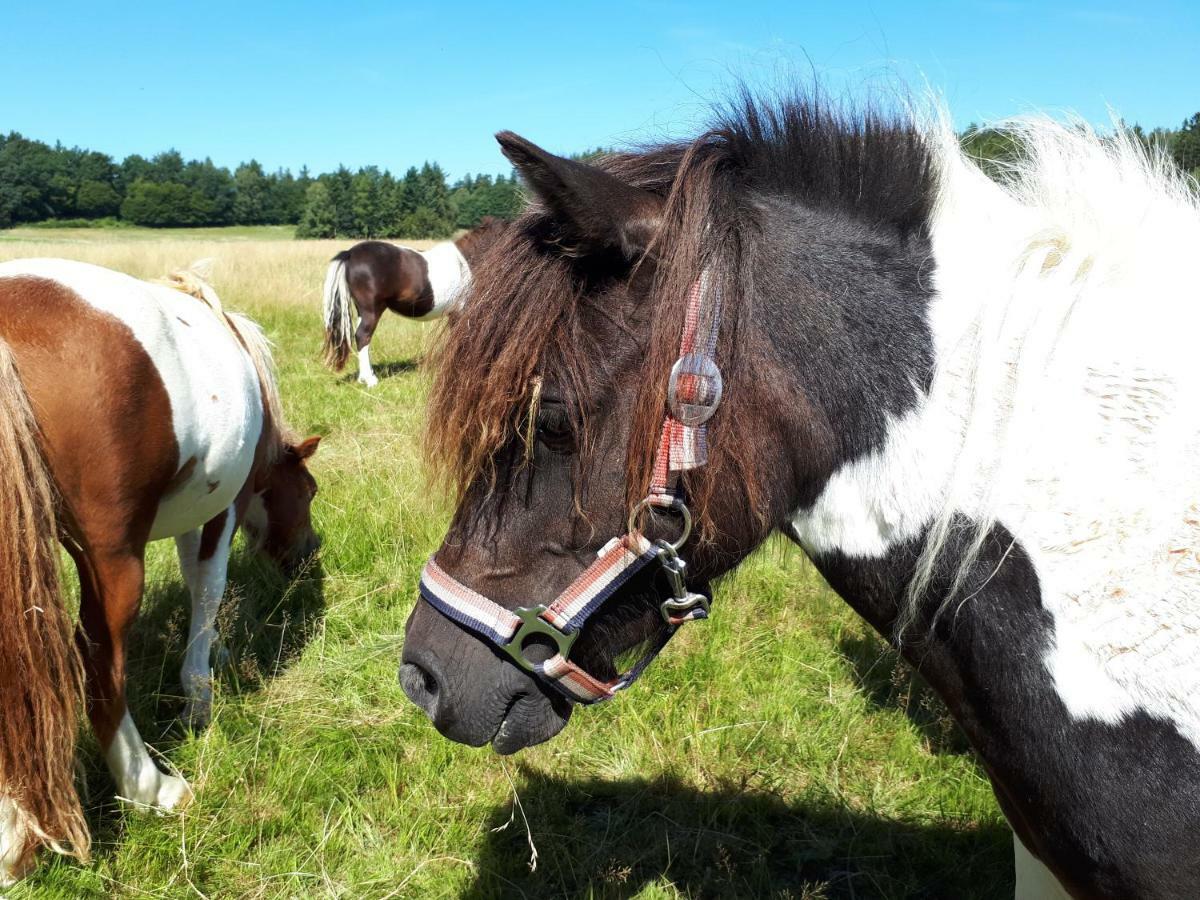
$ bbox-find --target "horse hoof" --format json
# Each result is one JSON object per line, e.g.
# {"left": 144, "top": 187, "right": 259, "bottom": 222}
{"left": 0, "top": 853, "right": 33, "bottom": 890}
{"left": 213, "top": 642, "right": 232, "bottom": 672}
{"left": 181, "top": 699, "right": 212, "bottom": 732}
{"left": 156, "top": 775, "right": 194, "bottom": 813}
{"left": 358, "top": 376, "right": 379, "bottom": 388}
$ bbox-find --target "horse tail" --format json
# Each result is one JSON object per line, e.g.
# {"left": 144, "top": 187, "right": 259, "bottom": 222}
{"left": 0, "top": 338, "right": 88, "bottom": 870}
{"left": 322, "top": 251, "right": 355, "bottom": 371}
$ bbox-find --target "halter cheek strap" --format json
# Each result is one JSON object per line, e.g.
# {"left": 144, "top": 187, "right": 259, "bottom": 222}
{"left": 418, "top": 268, "right": 723, "bottom": 705}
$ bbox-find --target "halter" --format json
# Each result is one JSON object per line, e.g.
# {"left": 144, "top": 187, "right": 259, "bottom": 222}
{"left": 418, "top": 269, "right": 724, "bottom": 703}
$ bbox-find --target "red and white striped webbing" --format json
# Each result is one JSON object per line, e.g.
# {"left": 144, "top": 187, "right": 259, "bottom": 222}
{"left": 650, "top": 269, "right": 723, "bottom": 501}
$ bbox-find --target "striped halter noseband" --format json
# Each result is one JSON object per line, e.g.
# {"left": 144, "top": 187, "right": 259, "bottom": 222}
{"left": 419, "top": 270, "right": 723, "bottom": 704}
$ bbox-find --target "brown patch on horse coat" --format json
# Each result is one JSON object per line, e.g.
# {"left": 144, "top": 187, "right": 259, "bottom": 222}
{"left": 198, "top": 509, "right": 229, "bottom": 561}
{"left": 345, "top": 242, "right": 436, "bottom": 319}
{"left": 0, "top": 275, "right": 179, "bottom": 753}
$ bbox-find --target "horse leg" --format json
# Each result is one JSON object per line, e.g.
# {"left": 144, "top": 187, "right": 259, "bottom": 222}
{"left": 76, "top": 548, "right": 191, "bottom": 810}
{"left": 176, "top": 507, "right": 235, "bottom": 730}
{"left": 354, "top": 305, "right": 381, "bottom": 387}
{"left": 0, "top": 798, "right": 33, "bottom": 887}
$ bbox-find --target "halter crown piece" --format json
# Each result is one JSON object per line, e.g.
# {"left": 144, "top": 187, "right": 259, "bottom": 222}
{"left": 419, "top": 269, "right": 723, "bottom": 703}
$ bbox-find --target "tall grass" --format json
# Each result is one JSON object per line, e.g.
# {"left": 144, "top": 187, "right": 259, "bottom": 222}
{"left": 0, "top": 228, "right": 1008, "bottom": 899}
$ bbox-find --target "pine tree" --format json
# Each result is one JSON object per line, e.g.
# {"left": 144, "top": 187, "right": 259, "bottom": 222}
{"left": 296, "top": 180, "right": 337, "bottom": 238}
{"left": 233, "top": 160, "right": 270, "bottom": 224}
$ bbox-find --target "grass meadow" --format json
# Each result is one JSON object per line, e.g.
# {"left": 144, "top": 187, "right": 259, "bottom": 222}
{"left": 0, "top": 227, "right": 1010, "bottom": 899}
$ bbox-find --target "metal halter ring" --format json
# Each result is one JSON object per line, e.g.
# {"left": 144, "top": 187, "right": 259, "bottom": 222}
{"left": 628, "top": 496, "right": 692, "bottom": 552}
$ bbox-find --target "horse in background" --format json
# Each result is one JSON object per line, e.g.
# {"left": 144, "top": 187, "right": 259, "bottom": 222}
{"left": 0, "top": 259, "right": 320, "bottom": 886}
{"left": 321, "top": 216, "right": 507, "bottom": 386}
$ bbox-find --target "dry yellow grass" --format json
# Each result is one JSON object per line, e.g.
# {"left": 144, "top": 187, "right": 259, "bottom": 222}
{"left": 0, "top": 230, "right": 439, "bottom": 312}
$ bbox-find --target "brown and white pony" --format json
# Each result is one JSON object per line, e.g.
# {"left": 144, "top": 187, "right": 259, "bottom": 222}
{"left": 321, "top": 217, "right": 508, "bottom": 385}
{"left": 0, "top": 258, "right": 320, "bottom": 886}
{"left": 402, "top": 94, "right": 1200, "bottom": 899}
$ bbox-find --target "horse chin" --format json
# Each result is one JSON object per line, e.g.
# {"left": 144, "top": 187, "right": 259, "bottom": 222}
{"left": 491, "top": 692, "right": 572, "bottom": 755}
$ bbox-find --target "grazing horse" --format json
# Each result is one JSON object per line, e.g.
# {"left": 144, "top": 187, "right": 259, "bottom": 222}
{"left": 401, "top": 94, "right": 1200, "bottom": 899}
{"left": 0, "top": 258, "right": 320, "bottom": 886}
{"left": 321, "top": 216, "right": 507, "bottom": 386}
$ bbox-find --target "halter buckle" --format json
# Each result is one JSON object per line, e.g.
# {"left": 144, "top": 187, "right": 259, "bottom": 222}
{"left": 501, "top": 605, "right": 579, "bottom": 672}
{"left": 668, "top": 353, "right": 723, "bottom": 426}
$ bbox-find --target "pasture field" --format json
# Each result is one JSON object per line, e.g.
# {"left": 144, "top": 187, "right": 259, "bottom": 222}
{"left": 0, "top": 228, "right": 1009, "bottom": 899}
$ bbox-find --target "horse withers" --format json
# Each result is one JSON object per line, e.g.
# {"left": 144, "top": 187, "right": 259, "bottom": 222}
{"left": 0, "top": 259, "right": 320, "bottom": 886}
{"left": 401, "top": 94, "right": 1200, "bottom": 899}
{"left": 321, "top": 217, "right": 507, "bottom": 386}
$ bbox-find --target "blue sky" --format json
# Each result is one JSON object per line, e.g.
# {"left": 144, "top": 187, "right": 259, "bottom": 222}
{"left": 1, "top": 1, "right": 1196, "bottom": 179}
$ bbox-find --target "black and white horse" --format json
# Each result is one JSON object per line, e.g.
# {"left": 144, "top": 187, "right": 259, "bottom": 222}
{"left": 401, "top": 93, "right": 1200, "bottom": 898}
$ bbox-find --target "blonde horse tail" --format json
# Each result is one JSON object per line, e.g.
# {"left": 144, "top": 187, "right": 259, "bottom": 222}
{"left": 322, "top": 252, "right": 355, "bottom": 371}
{"left": 0, "top": 338, "right": 88, "bottom": 874}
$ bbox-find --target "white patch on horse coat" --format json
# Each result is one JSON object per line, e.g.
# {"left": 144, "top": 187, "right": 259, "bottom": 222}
{"left": 357, "top": 344, "right": 378, "bottom": 386}
{"left": 415, "top": 241, "right": 471, "bottom": 320}
{"left": 1014, "top": 835, "right": 1073, "bottom": 900}
{"left": 0, "top": 258, "right": 264, "bottom": 541}
{"left": 0, "top": 796, "right": 31, "bottom": 888}
{"left": 105, "top": 710, "right": 192, "bottom": 810}
{"left": 177, "top": 508, "right": 236, "bottom": 724}
{"left": 788, "top": 117, "right": 1200, "bottom": 752}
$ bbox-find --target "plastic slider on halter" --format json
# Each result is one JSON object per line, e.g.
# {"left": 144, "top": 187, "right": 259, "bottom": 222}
{"left": 417, "top": 268, "right": 723, "bottom": 705}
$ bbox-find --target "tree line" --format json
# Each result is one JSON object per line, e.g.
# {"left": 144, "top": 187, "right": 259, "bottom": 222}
{"left": 0, "top": 132, "right": 522, "bottom": 237}
{"left": 2, "top": 113, "right": 1197, "bottom": 236}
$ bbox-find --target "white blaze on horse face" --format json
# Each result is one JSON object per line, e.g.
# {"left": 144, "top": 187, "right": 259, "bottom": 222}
{"left": 243, "top": 492, "right": 268, "bottom": 549}
{"left": 0, "top": 258, "right": 263, "bottom": 541}
{"left": 106, "top": 710, "right": 192, "bottom": 810}
{"left": 415, "top": 241, "right": 472, "bottom": 320}
{"left": 357, "top": 344, "right": 378, "bottom": 387}
{"left": 177, "top": 508, "right": 236, "bottom": 727}
{"left": 788, "top": 120, "right": 1200, "bottom": 751}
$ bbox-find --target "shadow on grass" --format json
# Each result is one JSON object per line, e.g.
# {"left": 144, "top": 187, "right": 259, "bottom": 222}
{"left": 339, "top": 357, "right": 420, "bottom": 383}
{"left": 467, "top": 769, "right": 1012, "bottom": 900}
{"left": 838, "top": 631, "right": 972, "bottom": 757}
{"left": 74, "top": 548, "right": 326, "bottom": 859}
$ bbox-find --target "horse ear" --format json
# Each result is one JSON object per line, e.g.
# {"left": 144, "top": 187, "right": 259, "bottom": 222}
{"left": 290, "top": 436, "right": 321, "bottom": 460}
{"left": 496, "top": 131, "right": 662, "bottom": 259}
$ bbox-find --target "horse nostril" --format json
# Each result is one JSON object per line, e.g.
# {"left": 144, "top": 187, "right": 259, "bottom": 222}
{"left": 400, "top": 661, "right": 441, "bottom": 718}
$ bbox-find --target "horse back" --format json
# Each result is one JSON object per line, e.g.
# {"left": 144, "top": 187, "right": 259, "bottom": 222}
{"left": 0, "top": 259, "right": 262, "bottom": 545}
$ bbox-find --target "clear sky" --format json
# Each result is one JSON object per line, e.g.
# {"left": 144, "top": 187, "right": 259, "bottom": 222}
{"left": 1, "top": 1, "right": 1196, "bottom": 179}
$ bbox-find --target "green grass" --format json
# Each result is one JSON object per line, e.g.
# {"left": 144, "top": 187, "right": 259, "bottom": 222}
{"left": 1, "top": 232, "right": 1010, "bottom": 899}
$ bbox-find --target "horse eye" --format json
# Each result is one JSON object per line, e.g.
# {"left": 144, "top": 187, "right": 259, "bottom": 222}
{"left": 535, "top": 404, "right": 574, "bottom": 452}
